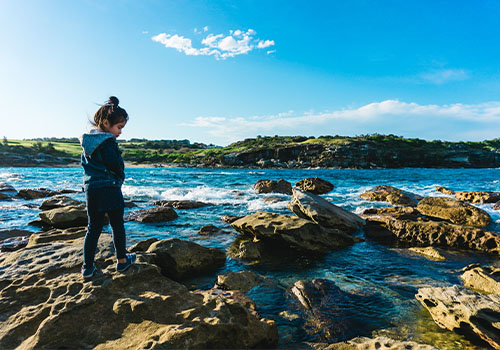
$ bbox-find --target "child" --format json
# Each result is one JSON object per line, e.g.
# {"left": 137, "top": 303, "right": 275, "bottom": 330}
{"left": 80, "top": 96, "right": 136, "bottom": 279}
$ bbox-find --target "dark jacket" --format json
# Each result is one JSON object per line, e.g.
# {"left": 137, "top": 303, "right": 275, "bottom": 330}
{"left": 80, "top": 128, "right": 125, "bottom": 191}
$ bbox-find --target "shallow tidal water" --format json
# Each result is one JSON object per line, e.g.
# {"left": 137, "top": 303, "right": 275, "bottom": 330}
{"left": 1, "top": 167, "right": 500, "bottom": 349}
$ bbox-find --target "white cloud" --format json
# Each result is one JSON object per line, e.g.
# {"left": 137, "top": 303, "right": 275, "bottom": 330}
{"left": 142, "top": 31, "right": 149, "bottom": 34}
{"left": 203, "top": 26, "right": 209, "bottom": 32}
{"left": 153, "top": 28, "right": 274, "bottom": 60}
{"left": 419, "top": 69, "right": 469, "bottom": 84}
{"left": 182, "top": 100, "right": 500, "bottom": 144}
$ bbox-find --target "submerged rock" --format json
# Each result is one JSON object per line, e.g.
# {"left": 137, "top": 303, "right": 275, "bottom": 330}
{"left": 363, "top": 208, "right": 500, "bottom": 255}
{"left": 295, "top": 177, "right": 334, "bottom": 194}
{"left": 254, "top": 179, "right": 293, "bottom": 194}
{"left": 455, "top": 191, "right": 500, "bottom": 204}
{"left": 40, "top": 195, "right": 83, "bottom": 210}
{"left": 197, "top": 224, "right": 231, "bottom": 235}
{"left": 125, "top": 206, "right": 178, "bottom": 223}
{"left": 0, "top": 234, "right": 276, "bottom": 349}
{"left": 416, "top": 196, "right": 491, "bottom": 227}
{"left": 290, "top": 279, "right": 392, "bottom": 342}
{"left": 416, "top": 285, "right": 500, "bottom": 349}
{"left": 435, "top": 186, "right": 454, "bottom": 195}
{"left": 231, "top": 211, "right": 358, "bottom": 253}
{"left": 288, "top": 187, "right": 364, "bottom": 233}
{"left": 38, "top": 205, "right": 88, "bottom": 229}
{"left": 147, "top": 238, "right": 226, "bottom": 280}
{"left": 153, "top": 199, "right": 212, "bottom": 209}
{"left": 408, "top": 247, "right": 446, "bottom": 261}
{"left": 360, "top": 185, "right": 423, "bottom": 206}
{"left": 216, "top": 271, "right": 263, "bottom": 292}
{"left": 315, "top": 336, "right": 438, "bottom": 349}
{"left": 17, "top": 187, "right": 59, "bottom": 199}
{"left": 460, "top": 264, "right": 500, "bottom": 294}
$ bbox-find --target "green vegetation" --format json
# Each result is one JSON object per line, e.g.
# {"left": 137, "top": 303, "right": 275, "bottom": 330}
{"left": 1, "top": 134, "right": 499, "bottom": 166}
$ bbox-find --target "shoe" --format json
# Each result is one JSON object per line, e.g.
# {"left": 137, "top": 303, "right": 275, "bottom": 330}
{"left": 82, "top": 264, "right": 97, "bottom": 279}
{"left": 116, "top": 253, "right": 136, "bottom": 272}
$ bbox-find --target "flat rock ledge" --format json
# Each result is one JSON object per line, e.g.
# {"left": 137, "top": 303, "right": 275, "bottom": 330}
{"left": 124, "top": 206, "right": 178, "bottom": 223}
{"left": 231, "top": 211, "right": 358, "bottom": 254}
{"left": 460, "top": 264, "right": 500, "bottom": 294}
{"left": 310, "top": 336, "right": 438, "bottom": 349}
{"left": 416, "top": 285, "right": 500, "bottom": 349}
{"left": 416, "top": 196, "right": 491, "bottom": 227}
{"left": 362, "top": 206, "right": 500, "bottom": 255}
{"left": 288, "top": 187, "right": 364, "bottom": 233}
{"left": 360, "top": 185, "right": 423, "bottom": 206}
{"left": 0, "top": 231, "right": 277, "bottom": 349}
{"left": 455, "top": 191, "right": 500, "bottom": 204}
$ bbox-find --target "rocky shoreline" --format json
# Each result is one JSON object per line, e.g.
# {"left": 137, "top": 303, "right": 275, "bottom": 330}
{"left": 1, "top": 178, "right": 500, "bottom": 348}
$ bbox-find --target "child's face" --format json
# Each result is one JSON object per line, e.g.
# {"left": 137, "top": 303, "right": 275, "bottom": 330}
{"left": 102, "top": 120, "right": 126, "bottom": 138}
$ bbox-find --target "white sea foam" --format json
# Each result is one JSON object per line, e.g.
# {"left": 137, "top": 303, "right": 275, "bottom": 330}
{"left": 122, "top": 185, "right": 161, "bottom": 199}
{"left": 247, "top": 198, "right": 289, "bottom": 211}
{"left": 159, "top": 185, "right": 247, "bottom": 205}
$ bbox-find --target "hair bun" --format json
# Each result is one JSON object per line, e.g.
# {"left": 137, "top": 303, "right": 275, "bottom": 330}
{"left": 108, "top": 96, "right": 119, "bottom": 107}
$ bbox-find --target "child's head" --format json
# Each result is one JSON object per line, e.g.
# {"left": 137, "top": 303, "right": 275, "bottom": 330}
{"left": 93, "top": 96, "right": 129, "bottom": 138}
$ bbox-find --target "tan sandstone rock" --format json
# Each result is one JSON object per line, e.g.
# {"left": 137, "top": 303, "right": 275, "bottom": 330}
{"left": 360, "top": 185, "right": 423, "bottom": 206}
{"left": 455, "top": 191, "right": 500, "bottom": 204}
{"left": 408, "top": 247, "right": 446, "bottom": 261}
{"left": 312, "top": 336, "right": 438, "bottom": 349}
{"left": 231, "top": 211, "right": 358, "bottom": 253}
{"left": 416, "top": 196, "right": 491, "bottom": 227}
{"left": 295, "top": 177, "right": 334, "bottom": 194}
{"left": 435, "top": 186, "right": 454, "bottom": 195}
{"left": 288, "top": 187, "right": 364, "bottom": 234}
{"left": 38, "top": 205, "right": 89, "bottom": 229}
{"left": 416, "top": 285, "right": 500, "bottom": 349}
{"left": 254, "top": 179, "right": 293, "bottom": 194}
{"left": 460, "top": 264, "right": 500, "bottom": 294}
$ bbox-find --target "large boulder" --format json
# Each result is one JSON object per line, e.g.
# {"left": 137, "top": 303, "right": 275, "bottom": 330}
{"left": 290, "top": 279, "right": 392, "bottom": 341}
{"left": 38, "top": 205, "right": 89, "bottom": 228}
{"left": 360, "top": 185, "right": 423, "bottom": 206}
{"left": 288, "top": 188, "right": 363, "bottom": 233}
{"left": 455, "top": 191, "right": 500, "bottom": 204}
{"left": 17, "top": 187, "right": 58, "bottom": 199}
{"left": 147, "top": 238, "right": 226, "bottom": 280}
{"left": 295, "top": 177, "right": 334, "bottom": 194}
{"left": 416, "top": 285, "right": 500, "bottom": 349}
{"left": 317, "top": 336, "right": 438, "bottom": 349}
{"left": 362, "top": 207, "right": 500, "bottom": 255}
{"left": 153, "top": 200, "right": 212, "bottom": 209}
{"left": 40, "top": 195, "right": 83, "bottom": 210}
{"left": 0, "top": 235, "right": 277, "bottom": 350}
{"left": 231, "top": 211, "right": 358, "bottom": 253}
{"left": 460, "top": 264, "right": 500, "bottom": 294}
{"left": 254, "top": 179, "right": 292, "bottom": 194}
{"left": 125, "top": 206, "right": 178, "bottom": 223}
{"left": 0, "top": 183, "right": 17, "bottom": 199}
{"left": 416, "top": 197, "right": 491, "bottom": 227}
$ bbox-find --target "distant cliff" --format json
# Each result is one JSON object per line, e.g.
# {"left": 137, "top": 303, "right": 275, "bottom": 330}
{"left": 1, "top": 135, "right": 499, "bottom": 168}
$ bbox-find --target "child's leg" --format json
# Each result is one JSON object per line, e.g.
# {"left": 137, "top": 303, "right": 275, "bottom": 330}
{"left": 107, "top": 207, "right": 127, "bottom": 261}
{"left": 83, "top": 209, "right": 106, "bottom": 269}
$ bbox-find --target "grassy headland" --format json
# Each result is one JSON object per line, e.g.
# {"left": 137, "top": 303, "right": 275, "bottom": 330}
{"left": 1, "top": 135, "right": 499, "bottom": 168}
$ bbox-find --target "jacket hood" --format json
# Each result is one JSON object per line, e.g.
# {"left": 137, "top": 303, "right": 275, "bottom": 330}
{"left": 80, "top": 127, "right": 115, "bottom": 156}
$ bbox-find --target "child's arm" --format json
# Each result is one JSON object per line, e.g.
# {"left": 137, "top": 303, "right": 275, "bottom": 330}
{"left": 99, "top": 138, "right": 125, "bottom": 180}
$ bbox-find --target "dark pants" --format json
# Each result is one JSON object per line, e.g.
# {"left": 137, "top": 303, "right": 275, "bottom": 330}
{"left": 83, "top": 189, "right": 126, "bottom": 269}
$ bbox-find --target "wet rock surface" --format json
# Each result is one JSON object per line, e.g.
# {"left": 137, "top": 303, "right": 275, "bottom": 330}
{"left": 146, "top": 238, "right": 226, "bottom": 280}
{"left": 0, "top": 233, "right": 277, "bottom": 349}
{"left": 416, "top": 285, "right": 500, "bottom": 349}
{"left": 0, "top": 183, "right": 18, "bottom": 199}
{"left": 360, "top": 185, "right": 423, "bottom": 206}
{"left": 254, "top": 179, "right": 293, "bottom": 194}
{"left": 295, "top": 177, "right": 334, "bottom": 194}
{"left": 17, "top": 188, "right": 59, "bottom": 199}
{"left": 124, "top": 206, "right": 178, "bottom": 223}
{"left": 197, "top": 224, "right": 231, "bottom": 235}
{"left": 408, "top": 247, "right": 446, "bottom": 261}
{"left": 215, "top": 270, "right": 263, "bottom": 292}
{"left": 231, "top": 211, "right": 359, "bottom": 253}
{"left": 416, "top": 196, "right": 491, "bottom": 227}
{"left": 221, "top": 214, "right": 242, "bottom": 224}
{"left": 460, "top": 264, "right": 500, "bottom": 294}
{"left": 289, "top": 279, "right": 393, "bottom": 342}
{"left": 288, "top": 187, "right": 364, "bottom": 233}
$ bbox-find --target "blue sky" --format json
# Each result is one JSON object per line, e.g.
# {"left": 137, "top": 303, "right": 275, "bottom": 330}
{"left": 1, "top": 0, "right": 500, "bottom": 145}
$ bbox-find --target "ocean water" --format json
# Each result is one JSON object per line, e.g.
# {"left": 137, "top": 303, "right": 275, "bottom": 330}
{"left": 1, "top": 166, "right": 500, "bottom": 349}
